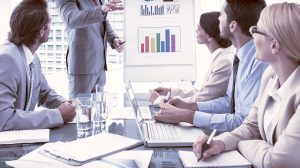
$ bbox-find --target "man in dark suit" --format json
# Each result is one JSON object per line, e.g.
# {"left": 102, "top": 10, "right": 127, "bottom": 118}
{"left": 0, "top": 0, "right": 76, "bottom": 131}
{"left": 56, "top": 0, "right": 125, "bottom": 99}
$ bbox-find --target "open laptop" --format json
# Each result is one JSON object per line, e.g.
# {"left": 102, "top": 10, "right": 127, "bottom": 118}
{"left": 126, "top": 80, "right": 204, "bottom": 147}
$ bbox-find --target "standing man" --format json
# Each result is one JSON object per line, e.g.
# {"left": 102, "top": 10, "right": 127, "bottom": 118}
{"left": 154, "top": 0, "right": 268, "bottom": 133}
{"left": 56, "top": 0, "right": 125, "bottom": 99}
{"left": 0, "top": 0, "right": 76, "bottom": 131}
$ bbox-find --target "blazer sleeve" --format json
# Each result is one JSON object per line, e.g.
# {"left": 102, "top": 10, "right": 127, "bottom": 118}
{"left": 36, "top": 59, "right": 66, "bottom": 109}
{"left": 0, "top": 53, "right": 64, "bottom": 131}
{"left": 105, "top": 21, "right": 118, "bottom": 47}
{"left": 56, "top": 0, "right": 106, "bottom": 29}
{"left": 194, "top": 52, "right": 233, "bottom": 102}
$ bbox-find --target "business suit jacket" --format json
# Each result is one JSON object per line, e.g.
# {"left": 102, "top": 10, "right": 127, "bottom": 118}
{"left": 0, "top": 43, "right": 65, "bottom": 131}
{"left": 171, "top": 46, "right": 234, "bottom": 102}
{"left": 215, "top": 66, "right": 300, "bottom": 168}
{"left": 56, "top": 0, "right": 118, "bottom": 75}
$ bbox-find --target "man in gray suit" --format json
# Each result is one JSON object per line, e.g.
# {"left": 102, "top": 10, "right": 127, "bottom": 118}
{"left": 0, "top": 0, "right": 76, "bottom": 131}
{"left": 56, "top": 0, "right": 125, "bottom": 99}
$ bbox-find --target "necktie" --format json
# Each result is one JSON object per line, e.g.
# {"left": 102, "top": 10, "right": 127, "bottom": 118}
{"left": 26, "top": 56, "right": 37, "bottom": 111}
{"left": 231, "top": 55, "right": 239, "bottom": 113}
{"left": 93, "top": 0, "right": 100, "bottom": 6}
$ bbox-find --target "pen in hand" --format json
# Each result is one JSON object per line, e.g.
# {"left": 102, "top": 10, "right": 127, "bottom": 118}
{"left": 198, "top": 129, "right": 217, "bottom": 161}
{"left": 164, "top": 91, "right": 171, "bottom": 103}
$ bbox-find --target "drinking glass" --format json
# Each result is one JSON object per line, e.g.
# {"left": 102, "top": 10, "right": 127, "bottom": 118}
{"left": 76, "top": 97, "right": 92, "bottom": 139}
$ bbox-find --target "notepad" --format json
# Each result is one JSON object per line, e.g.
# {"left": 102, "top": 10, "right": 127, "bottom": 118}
{"left": 179, "top": 150, "right": 251, "bottom": 168}
{"left": 41, "top": 132, "right": 143, "bottom": 166}
{"left": 0, "top": 129, "right": 49, "bottom": 145}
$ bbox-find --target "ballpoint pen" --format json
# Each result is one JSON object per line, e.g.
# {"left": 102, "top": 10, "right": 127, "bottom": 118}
{"left": 164, "top": 90, "right": 171, "bottom": 103}
{"left": 198, "top": 129, "right": 217, "bottom": 161}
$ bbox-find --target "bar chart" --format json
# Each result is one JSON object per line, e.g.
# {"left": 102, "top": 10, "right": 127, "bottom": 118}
{"left": 138, "top": 27, "right": 181, "bottom": 53}
{"left": 140, "top": 4, "right": 180, "bottom": 16}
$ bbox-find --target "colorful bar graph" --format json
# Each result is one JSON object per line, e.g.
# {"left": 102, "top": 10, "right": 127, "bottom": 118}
{"left": 139, "top": 27, "right": 180, "bottom": 54}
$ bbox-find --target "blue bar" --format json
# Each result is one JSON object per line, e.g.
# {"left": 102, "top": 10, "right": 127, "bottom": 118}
{"left": 166, "top": 29, "right": 170, "bottom": 52}
{"left": 161, "top": 41, "right": 165, "bottom": 52}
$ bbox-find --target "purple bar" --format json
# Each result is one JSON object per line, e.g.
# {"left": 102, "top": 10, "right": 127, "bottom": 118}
{"left": 171, "top": 34, "right": 175, "bottom": 52}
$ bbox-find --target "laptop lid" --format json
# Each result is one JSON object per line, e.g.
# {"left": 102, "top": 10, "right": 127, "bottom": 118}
{"left": 125, "top": 80, "right": 146, "bottom": 142}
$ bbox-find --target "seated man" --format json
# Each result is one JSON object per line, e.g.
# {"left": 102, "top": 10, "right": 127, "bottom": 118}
{"left": 154, "top": 0, "right": 268, "bottom": 133}
{"left": 0, "top": 0, "right": 76, "bottom": 131}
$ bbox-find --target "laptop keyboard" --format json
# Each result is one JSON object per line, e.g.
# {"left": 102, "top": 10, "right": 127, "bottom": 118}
{"left": 147, "top": 122, "right": 178, "bottom": 140}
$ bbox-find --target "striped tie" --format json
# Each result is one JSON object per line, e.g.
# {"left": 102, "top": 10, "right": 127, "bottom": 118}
{"left": 26, "top": 56, "right": 37, "bottom": 111}
{"left": 231, "top": 55, "right": 239, "bottom": 113}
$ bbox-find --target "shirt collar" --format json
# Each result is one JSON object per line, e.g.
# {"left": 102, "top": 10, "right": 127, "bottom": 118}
{"left": 236, "top": 39, "right": 254, "bottom": 62}
{"left": 269, "top": 66, "right": 300, "bottom": 101}
{"left": 22, "top": 44, "right": 35, "bottom": 66}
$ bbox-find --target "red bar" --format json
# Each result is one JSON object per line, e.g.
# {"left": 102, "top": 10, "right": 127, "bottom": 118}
{"left": 141, "top": 43, "right": 145, "bottom": 53}
{"left": 145, "top": 36, "right": 149, "bottom": 53}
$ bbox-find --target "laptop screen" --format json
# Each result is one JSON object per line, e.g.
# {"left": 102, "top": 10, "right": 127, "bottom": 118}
{"left": 125, "top": 80, "right": 145, "bottom": 129}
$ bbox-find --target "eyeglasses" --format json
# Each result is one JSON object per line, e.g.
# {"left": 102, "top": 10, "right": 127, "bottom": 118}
{"left": 249, "top": 26, "right": 270, "bottom": 37}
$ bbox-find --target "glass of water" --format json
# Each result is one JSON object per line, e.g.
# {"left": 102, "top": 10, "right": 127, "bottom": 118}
{"left": 76, "top": 97, "right": 92, "bottom": 139}
{"left": 91, "top": 91, "right": 107, "bottom": 135}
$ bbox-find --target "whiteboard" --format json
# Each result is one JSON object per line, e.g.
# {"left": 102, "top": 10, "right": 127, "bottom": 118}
{"left": 124, "top": 0, "right": 196, "bottom": 82}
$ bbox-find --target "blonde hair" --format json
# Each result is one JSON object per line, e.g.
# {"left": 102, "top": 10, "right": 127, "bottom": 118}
{"left": 258, "top": 2, "right": 300, "bottom": 62}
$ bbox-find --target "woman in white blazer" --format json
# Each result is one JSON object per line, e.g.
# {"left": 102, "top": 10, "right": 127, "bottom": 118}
{"left": 149, "top": 12, "right": 234, "bottom": 103}
{"left": 193, "top": 3, "right": 300, "bottom": 168}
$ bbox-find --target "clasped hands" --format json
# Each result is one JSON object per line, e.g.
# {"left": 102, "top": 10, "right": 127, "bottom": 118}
{"left": 102, "top": 0, "right": 124, "bottom": 13}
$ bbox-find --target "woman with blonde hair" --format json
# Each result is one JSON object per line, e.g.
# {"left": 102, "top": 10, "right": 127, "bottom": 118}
{"left": 193, "top": 3, "right": 300, "bottom": 168}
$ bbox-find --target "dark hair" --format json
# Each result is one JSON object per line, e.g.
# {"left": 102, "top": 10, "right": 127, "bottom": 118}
{"left": 8, "top": 0, "right": 49, "bottom": 46}
{"left": 200, "top": 12, "right": 231, "bottom": 48}
{"left": 225, "top": 0, "right": 266, "bottom": 36}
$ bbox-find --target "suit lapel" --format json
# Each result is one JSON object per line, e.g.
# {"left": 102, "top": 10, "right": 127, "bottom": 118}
{"left": 258, "top": 77, "right": 275, "bottom": 141}
{"left": 17, "top": 45, "right": 31, "bottom": 109}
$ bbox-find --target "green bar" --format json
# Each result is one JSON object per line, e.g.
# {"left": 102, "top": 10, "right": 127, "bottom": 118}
{"left": 156, "top": 33, "right": 160, "bottom": 52}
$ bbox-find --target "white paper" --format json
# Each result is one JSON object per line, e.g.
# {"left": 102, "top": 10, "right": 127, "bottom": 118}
{"left": 43, "top": 133, "right": 142, "bottom": 162}
{"left": 178, "top": 150, "right": 251, "bottom": 168}
{"left": 0, "top": 129, "right": 49, "bottom": 144}
{"left": 6, "top": 142, "right": 153, "bottom": 168}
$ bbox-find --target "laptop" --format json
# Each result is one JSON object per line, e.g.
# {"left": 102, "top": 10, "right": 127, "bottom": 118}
{"left": 126, "top": 80, "right": 204, "bottom": 147}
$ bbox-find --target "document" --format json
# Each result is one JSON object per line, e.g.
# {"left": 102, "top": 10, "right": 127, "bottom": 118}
{"left": 6, "top": 142, "right": 153, "bottom": 168}
{"left": 178, "top": 150, "right": 251, "bottom": 168}
{"left": 40, "top": 133, "right": 143, "bottom": 166}
{"left": 0, "top": 129, "right": 49, "bottom": 145}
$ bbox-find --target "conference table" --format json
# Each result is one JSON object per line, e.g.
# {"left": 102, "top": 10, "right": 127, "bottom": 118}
{"left": 0, "top": 93, "right": 205, "bottom": 168}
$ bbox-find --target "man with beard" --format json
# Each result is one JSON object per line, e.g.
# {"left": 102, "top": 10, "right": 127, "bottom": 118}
{"left": 154, "top": 0, "right": 268, "bottom": 133}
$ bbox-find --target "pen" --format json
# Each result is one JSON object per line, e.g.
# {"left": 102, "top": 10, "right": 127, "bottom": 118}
{"left": 120, "top": 41, "right": 126, "bottom": 45}
{"left": 198, "top": 129, "right": 217, "bottom": 161}
{"left": 164, "top": 91, "right": 171, "bottom": 103}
